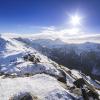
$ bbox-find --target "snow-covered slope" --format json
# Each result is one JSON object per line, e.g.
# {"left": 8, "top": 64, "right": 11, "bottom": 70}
{"left": 0, "top": 34, "right": 60, "bottom": 76}
{"left": 0, "top": 34, "right": 100, "bottom": 100}
{"left": 0, "top": 74, "right": 77, "bottom": 100}
{"left": 6, "top": 33, "right": 100, "bottom": 80}
{"left": 0, "top": 34, "right": 78, "bottom": 100}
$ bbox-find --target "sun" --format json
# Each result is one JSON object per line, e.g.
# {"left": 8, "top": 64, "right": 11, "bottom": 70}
{"left": 70, "top": 14, "right": 81, "bottom": 26}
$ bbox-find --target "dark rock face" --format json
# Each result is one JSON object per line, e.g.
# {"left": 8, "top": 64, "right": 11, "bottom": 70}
{"left": 57, "top": 69, "right": 66, "bottom": 83}
{"left": 73, "top": 78, "right": 85, "bottom": 88}
{"left": 23, "top": 54, "right": 41, "bottom": 63}
{"left": 20, "top": 94, "right": 33, "bottom": 100}
{"left": 9, "top": 92, "right": 38, "bottom": 100}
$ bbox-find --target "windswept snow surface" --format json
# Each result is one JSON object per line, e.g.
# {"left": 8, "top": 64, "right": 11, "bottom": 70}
{"left": 0, "top": 74, "right": 76, "bottom": 100}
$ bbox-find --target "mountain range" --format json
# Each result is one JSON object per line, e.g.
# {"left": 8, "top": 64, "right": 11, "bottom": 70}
{"left": 0, "top": 33, "right": 100, "bottom": 100}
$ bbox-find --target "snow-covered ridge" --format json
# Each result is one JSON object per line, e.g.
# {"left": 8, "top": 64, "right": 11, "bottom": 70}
{"left": 0, "top": 74, "right": 77, "bottom": 100}
{"left": 0, "top": 34, "right": 61, "bottom": 77}
{"left": 0, "top": 33, "right": 100, "bottom": 77}
{"left": 0, "top": 33, "right": 100, "bottom": 100}
{"left": 4, "top": 33, "right": 100, "bottom": 77}
{"left": 0, "top": 34, "right": 79, "bottom": 100}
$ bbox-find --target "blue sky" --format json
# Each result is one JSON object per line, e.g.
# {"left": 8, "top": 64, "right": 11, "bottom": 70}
{"left": 0, "top": 0, "right": 100, "bottom": 34}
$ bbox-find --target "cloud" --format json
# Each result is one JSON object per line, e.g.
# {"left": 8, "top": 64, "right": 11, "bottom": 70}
{"left": 1, "top": 25, "right": 100, "bottom": 43}
{"left": 38, "top": 26, "right": 100, "bottom": 43}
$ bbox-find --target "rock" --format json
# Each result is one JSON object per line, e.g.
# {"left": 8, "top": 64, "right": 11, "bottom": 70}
{"left": 9, "top": 92, "right": 39, "bottom": 100}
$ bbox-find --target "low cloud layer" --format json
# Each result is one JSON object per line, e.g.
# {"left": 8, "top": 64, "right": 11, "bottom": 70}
{"left": 38, "top": 26, "right": 100, "bottom": 43}
{"left": 1, "top": 26, "right": 100, "bottom": 43}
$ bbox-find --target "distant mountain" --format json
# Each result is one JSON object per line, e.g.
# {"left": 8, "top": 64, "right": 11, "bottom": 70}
{"left": 11, "top": 34, "right": 100, "bottom": 81}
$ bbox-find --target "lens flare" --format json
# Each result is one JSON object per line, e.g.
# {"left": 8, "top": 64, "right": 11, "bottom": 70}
{"left": 70, "top": 15, "right": 81, "bottom": 26}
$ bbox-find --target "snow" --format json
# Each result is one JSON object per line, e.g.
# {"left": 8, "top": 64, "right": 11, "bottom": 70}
{"left": 0, "top": 74, "right": 76, "bottom": 100}
{"left": 0, "top": 34, "right": 62, "bottom": 77}
{"left": 71, "top": 70, "right": 82, "bottom": 79}
{"left": 45, "top": 89, "right": 76, "bottom": 100}
{"left": 0, "top": 58, "right": 61, "bottom": 77}
{"left": 0, "top": 33, "right": 100, "bottom": 100}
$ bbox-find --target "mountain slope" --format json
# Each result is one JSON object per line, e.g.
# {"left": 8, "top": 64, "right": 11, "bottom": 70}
{"left": 9, "top": 34, "right": 100, "bottom": 80}
{"left": 0, "top": 34, "right": 100, "bottom": 100}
